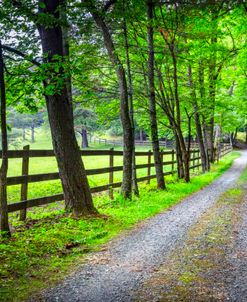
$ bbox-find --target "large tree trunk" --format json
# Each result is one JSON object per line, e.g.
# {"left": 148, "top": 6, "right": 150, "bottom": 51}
{"left": 147, "top": 0, "right": 165, "bottom": 190}
{"left": 123, "top": 17, "right": 139, "bottom": 197}
{"left": 38, "top": 0, "right": 96, "bottom": 216}
{"left": 0, "top": 41, "right": 10, "bottom": 236}
{"left": 88, "top": 4, "right": 133, "bottom": 199}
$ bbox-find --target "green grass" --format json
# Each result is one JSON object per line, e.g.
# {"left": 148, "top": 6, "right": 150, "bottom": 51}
{"left": 237, "top": 131, "right": 246, "bottom": 142}
{"left": 6, "top": 129, "right": 173, "bottom": 203}
{"left": 0, "top": 151, "right": 240, "bottom": 302}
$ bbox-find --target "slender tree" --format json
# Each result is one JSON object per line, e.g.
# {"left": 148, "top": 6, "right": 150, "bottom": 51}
{"left": 123, "top": 15, "right": 139, "bottom": 196}
{"left": 85, "top": 0, "right": 134, "bottom": 199}
{"left": 146, "top": 0, "right": 165, "bottom": 189}
{"left": 0, "top": 41, "right": 11, "bottom": 236}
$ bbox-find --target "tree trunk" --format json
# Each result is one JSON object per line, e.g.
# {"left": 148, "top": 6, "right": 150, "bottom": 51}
{"left": 81, "top": 129, "right": 89, "bottom": 149}
{"left": 215, "top": 124, "right": 221, "bottom": 161}
{"left": 194, "top": 111, "right": 209, "bottom": 171}
{"left": 140, "top": 129, "right": 144, "bottom": 142}
{"left": 38, "top": 0, "right": 96, "bottom": 216}
{"left": 31, "top": 125, "right": 35, "bottom": 143}
{"left": 176, "top": 128, "right": 190, "bottom": 182}
{"left": 123, "top": 17, "right": 139, "bottom": 197}
{"left": 88, "top": 4, "right": 133, "bottom": 199}
{"left": 187, "top": 65, "right": 208, "bottom": 172}
{"left": 207, "top": 35, "right": 218, "bottom": 163}
{"left": 147, "top": 0, "right": 165, "bottom": 190}
{"left": 175, "top": 132, "right": 184, "bottom": 179}
{"left": 198, "top": 62, "right": 210, "bottom": 170}
{"left": 245, "top": 125, "right": 247, "bottom": 145}
{"left": 22, "top": 128, "right": 26, "bottom": 141}
{"left": 0, "top": 41, "right": 10, "bottom": 236}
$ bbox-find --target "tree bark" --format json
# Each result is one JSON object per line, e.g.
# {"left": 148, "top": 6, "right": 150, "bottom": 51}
{"left": 245, "top": 125, "right": 247, "bottom": 145}
{"left": 207, "top": 34, "right": 218, "bottom": 163}
{"left": 187, "top": 65, "right": 208, "bottom": 172}
{"left": 140, "top": 129, "right": 144, "bottom": 141}
{"left": 123, "top": 17, "right": 139, "bottom": 197}
{"left": 198, "top": 61, "right": 210, "bottom": 170}
{"left": 175, "top": 132, "right": 184, "bottom": 179}
{"left": 147, "top": 0, "right": 165, "bottom": 189}
{"left": 31, "top": 125, "right": 35, "bottom": 143}
{"left": 88, "top": 3, "right": 133, "bottom": 199}
{"left": 38, "top": 0, "right": 96, "bottom": 216}
{"left": 81, "top": 129, "right": 89, "bottom": 149}
{"left": 0, "top": 41, "right": 11, "bottom": 236}
{"left": 22, "top": 128, "right": 26, "bottom": 141}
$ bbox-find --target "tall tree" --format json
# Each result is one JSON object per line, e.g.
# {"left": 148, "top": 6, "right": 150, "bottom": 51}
{"left": 3, "top": 0, "right": 97, "bottom": 216}
{"left": 37, "top": 0, "right": 97, "bottom": 215}
{"left": 84, "top": 0, "right": 134, "bottom": 199}
{"left": 146, "top": 0, "right": 165, "bottom": 189}
{"left": 123, "top": 13, "right": 139, "bottom": 196}
{"left": 0, "top": 41, "right": 10, "bottom": 235}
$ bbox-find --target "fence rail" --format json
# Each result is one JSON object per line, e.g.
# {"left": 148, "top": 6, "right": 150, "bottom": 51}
{"left": 2, "top": 144, "right": 232, "bottom": 216}
{"left": 91, "top": 137, "right": 202, "bottom": 149}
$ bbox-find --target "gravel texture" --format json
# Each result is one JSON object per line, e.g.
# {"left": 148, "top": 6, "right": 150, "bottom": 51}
{"left": 35, "top": 151, "right": 247, "bottom": 302}
{"left": 228, "top": 195, "right": 247, "bottom": 301}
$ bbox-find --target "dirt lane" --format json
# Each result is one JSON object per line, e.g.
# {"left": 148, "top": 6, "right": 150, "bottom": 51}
{"left": 34, "top": 152, "right": 247, "bottom": 302}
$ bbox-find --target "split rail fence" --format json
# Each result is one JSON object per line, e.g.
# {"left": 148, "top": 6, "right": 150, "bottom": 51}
{"left": 1, "top": 144, "right": 232, "bottom": 217}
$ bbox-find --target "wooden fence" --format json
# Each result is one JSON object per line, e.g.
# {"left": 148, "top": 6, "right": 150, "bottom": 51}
{"left": 91, "top": 137, "right": 204, "bottom": 149}
{"left": 1, "top": 144, "right": 232, "bottom": 217}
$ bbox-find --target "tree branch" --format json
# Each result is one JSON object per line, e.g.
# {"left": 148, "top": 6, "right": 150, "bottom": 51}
{"left": 1, "top": 45, "right": 41, "bottom": 67}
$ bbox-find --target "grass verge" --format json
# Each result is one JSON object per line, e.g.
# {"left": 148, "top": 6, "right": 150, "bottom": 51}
{"left": 0, "top": 151, "right": 240, "bottom": 302}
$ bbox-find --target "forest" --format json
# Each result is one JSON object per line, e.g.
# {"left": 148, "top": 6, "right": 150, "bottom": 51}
{"left": 0, "top": 1, "right": 247, "bottom": 301}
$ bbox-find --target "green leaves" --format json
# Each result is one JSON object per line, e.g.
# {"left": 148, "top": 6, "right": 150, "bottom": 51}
{"left": 38, "top": 2, "right": 46, "bottom": 9}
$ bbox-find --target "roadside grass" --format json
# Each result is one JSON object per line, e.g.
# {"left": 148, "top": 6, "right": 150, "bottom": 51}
{"left": 0, "top": 151, "right": 240, "bottom": 302}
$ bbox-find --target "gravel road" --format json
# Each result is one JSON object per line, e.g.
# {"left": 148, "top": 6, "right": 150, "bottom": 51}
{"left": 35, "top": 151, "right": 247, "bottom": 302}
{"left": 228, "top": 194, "right": 247, "bottom": 302}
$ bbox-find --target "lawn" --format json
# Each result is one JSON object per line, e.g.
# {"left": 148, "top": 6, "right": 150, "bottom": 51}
{"left": 0, "top": 151, "right": 240, "bottom": 302}
{"left": 6, "top": 129, "right": 175, "bottom": 204}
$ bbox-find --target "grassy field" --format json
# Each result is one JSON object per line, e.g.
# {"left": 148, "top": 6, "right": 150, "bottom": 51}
{"left": 0, "top": 151, "right": 240, "bottom": 302}
{"left": 6, "top": 128, "right": 175, "bottom": 204}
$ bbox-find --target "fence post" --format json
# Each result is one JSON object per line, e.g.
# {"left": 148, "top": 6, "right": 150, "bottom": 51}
{"left": 109, "top": 148, "right": 114, "bottom": 199}
{"left": 147, "top": 150, "right": 151, "bottom": 184}
{"left": 171, "top": 149, "right": 175, "bottom": 175}
{"left": 20, "top": 145, "right": 30, "bottom": 221}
